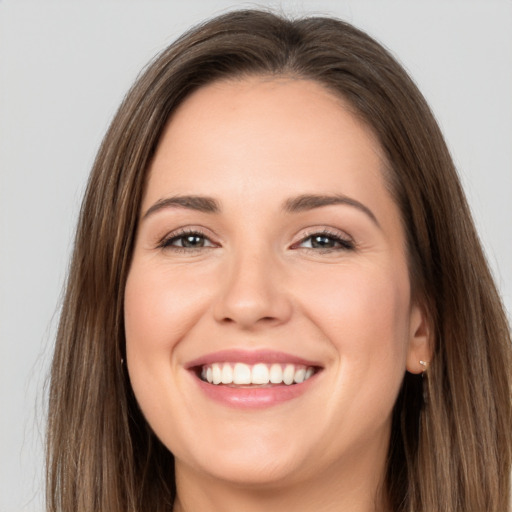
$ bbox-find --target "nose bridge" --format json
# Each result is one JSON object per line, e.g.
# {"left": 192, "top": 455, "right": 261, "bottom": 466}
{"left": 214, "top": 239, "right": 292, "bottom": 328}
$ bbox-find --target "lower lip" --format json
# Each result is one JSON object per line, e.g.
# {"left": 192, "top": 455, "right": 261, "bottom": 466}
{"left": 193, "top": 373, "right": 318, "bottom": 409}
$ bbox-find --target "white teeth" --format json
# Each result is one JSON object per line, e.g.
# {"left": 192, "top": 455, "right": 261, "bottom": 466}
{"left": 294, "top": 367, "right": 306, "bottom": 383}
{"left": 221, "top": 363, "right": 233, "bottom": 384}
{"left": 283, "top": 364, "right": 295, "bottom": 385}
{"left": 233, "top": 363, "right": 252, "bottom": 385}
{"left": 269, "top": 363, "right": 283, "bottom": 383}
{"left": 251, "top": 363, "right": 270, "bottom": 384}
{"left": 212, "top": 364, "right": 222, "bottom": 384}
{"left": 201, "top": 362, "right": 316, "bottom": 386}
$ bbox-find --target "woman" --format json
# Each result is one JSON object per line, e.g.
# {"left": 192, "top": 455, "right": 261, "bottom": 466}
{"left": 46, "top": 9, "right": 512, "bottom": 512}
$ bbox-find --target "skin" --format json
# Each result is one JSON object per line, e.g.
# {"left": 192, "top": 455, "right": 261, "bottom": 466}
{"left": 124, "top": 77, "right": 430, "bottom": 512}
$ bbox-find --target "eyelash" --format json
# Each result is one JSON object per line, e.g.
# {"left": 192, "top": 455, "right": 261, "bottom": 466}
{"left": 158, "top": 229, "right": 216, "bottom": 252}
{"left": 158, "top": 228, "right": 355, "bottom": 253}
{"left": 293, "top": 229, "right": 355, "bottom": 252}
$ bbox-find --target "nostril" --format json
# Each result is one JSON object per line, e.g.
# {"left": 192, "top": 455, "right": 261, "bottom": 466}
{"left": 221, "top": 315, "right": 280, "bottom": 326}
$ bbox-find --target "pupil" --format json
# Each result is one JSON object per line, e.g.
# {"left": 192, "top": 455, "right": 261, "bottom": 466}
{"left": 312, "top": 235, "right": 334, "bottom": 248}
{"left": 183, "top": 235, "right": 203, "bottom": 247}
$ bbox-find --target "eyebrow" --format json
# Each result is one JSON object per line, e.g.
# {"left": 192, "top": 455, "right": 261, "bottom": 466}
{"left": 142, "top": 195, "right": 220, "bottom": 219}
{"left": 284, "top": 194, "right": 380, "bottom": 228}
{"left": 142, "top": 193, "right": 379, "bottom": 227}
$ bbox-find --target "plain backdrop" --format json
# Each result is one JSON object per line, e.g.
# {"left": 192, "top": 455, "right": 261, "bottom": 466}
{"left": 1, "top": 1, "right": 511, "bottom": 510}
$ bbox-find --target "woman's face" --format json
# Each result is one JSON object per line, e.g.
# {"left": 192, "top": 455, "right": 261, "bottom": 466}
{"left": 124, "top": 77, "right": 429, "bottom": 488}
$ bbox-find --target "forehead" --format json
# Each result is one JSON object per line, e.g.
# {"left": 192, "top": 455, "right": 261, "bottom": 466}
{"left": 144, "top": 76, "right": 391, "bottom": 216}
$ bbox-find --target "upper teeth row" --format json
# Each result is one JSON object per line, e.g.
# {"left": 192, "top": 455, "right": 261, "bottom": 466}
{"left": 201, "top": 363, "right": 315, "bottom": 386}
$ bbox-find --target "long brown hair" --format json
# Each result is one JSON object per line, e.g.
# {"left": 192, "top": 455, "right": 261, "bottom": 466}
{"left": 46, "top": 9, "right": 512, "bottom": 511}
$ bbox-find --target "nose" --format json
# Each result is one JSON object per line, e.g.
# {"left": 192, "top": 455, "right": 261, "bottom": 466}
{"left": 213, "top": 249, "right": 293, "bottom": 330}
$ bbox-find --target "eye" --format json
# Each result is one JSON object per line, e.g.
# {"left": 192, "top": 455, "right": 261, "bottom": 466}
{"left": 296, "top": 231, "right": 355, "bottom": 251}
{"left": 159, "top": 230, "right": 216, "bottom": 250}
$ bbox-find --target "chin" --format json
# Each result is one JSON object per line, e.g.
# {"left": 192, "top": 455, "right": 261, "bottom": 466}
{"left": 173, "top": 431, "right": 312, "bottom": 488}
{"left": 187, "top": 455, "right": 305, "bottom": 488}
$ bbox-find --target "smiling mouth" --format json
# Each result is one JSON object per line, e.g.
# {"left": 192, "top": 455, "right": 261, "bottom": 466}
{"left": 197, "top": 362, "right": 318, "bottom": 386}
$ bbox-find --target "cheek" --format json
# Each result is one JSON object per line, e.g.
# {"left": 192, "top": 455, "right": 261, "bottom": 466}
{"left": 300, "top": 262, "right": 411, "bottom": 440}
{"left": 123, "top": 261, "right": 210, "bottom": 424}
{"left": 124, "top": 261, "right": 210, "bottom": 356}
{"left": 123, "top": 262, "right": 212, "bottom": 451}
{"left": 301, "top": 261, "right": 411, "bottom": 374}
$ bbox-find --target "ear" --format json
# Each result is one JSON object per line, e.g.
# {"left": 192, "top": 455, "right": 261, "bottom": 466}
{"left": 406, "top": 302, "right": 432, "bottom": 374}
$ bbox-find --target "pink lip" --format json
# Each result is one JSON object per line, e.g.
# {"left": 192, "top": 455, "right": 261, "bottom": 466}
{"left": 186, "top": 349, "right": 321, "bottom": 368}
{"left": 186, "top": 349, "right": 322, "bottom": 409}
{"left": 193, "top": 376, "right": 318, "bottom": 409}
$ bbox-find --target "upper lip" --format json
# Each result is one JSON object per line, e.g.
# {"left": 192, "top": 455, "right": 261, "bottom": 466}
{"left": 186, "top": 349, "right": 322, "bottom": 369}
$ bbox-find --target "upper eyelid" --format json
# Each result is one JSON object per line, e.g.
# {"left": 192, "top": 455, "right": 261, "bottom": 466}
{"left": 159, "top": 226, "right": 218, "bottom": 241}
{"left": 294, "top": 227, "right": 353, "bottom": 242}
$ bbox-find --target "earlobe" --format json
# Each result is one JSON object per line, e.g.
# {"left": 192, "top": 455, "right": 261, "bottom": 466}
{"left": 406, "top": 303, "right": 432, "bottom": 374}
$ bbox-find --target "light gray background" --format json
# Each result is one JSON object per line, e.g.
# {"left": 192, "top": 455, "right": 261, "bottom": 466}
{"left": 1, "top": 1, "right": 511, "bottom": 510}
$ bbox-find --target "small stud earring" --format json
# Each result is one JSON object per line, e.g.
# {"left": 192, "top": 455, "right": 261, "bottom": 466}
{"left": 419, "top": 360, "right": 428, "bottom": 372}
